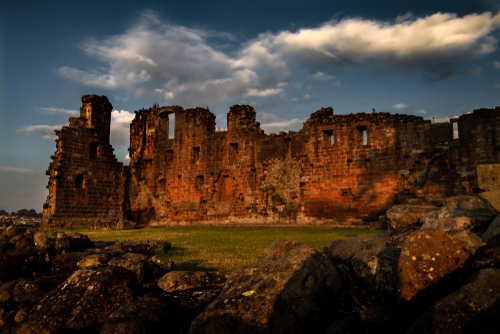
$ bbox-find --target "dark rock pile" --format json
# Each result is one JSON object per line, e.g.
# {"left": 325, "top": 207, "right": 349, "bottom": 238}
{"left": 1, "top": 191, "right": 500, "bottom": 333}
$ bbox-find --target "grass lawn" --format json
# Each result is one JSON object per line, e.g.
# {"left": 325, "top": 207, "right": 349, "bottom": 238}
{"left": 66, "top": 226, "right": 383, "bottom": 273}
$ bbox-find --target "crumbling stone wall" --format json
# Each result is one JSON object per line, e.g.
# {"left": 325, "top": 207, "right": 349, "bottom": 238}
{"left": 42, "top": 95, "right": 126, "bottom": 228}
{"left": 43, "top": 94, "right": 500, "bottom": 228}
{"left": 126, "top": 103, "right": 500, "bottom": 227}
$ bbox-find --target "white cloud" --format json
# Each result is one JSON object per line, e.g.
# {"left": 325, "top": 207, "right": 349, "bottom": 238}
{"left": 392, "top": 103, "right": 408, "bottom": 110}
{"left": 58, "top": 10, "right": 500, "bottom": 106}
{"left": 123, "top": 154, "right": 130, "bottom": 166}
{"left": 291, "top": 94, "right": 319, "bottom": 104}
{"left": 495, "top": 61, "right": 500, "bottom": 68}
{"left": 39, "top": 107, "right": 78, "bottom": 116}
{"left": 0, "top": 167, "right": 40, "bottom": 175}
{"left": 415, "top": 110, "right": 427, "bottom": 114}
{"left": 260, "top": 117, "right": 306, "bottom": 133}
{"left": 256, "top": 112, "right": 279, "bottom": 123}
{"left": 110, "top": 110, "right": 134, "bottom": 148}
{"left": 16, "top": 124, "right": 64, "bottom": 140}
{"left": 246, "top": 88, "right": 282, "bottom": 97}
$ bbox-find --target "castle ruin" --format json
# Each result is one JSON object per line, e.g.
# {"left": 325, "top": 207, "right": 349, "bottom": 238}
{"left": 42, "top": 95, "right": 500, "bottom": 229}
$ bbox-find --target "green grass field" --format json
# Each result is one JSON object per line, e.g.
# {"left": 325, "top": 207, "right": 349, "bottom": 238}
{"left": 66, "top": 226, "right": 383, "bottom": 273}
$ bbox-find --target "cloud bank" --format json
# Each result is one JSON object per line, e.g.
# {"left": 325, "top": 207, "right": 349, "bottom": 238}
{"left": 57, "top": 10, "right": 500, "bottom": 107}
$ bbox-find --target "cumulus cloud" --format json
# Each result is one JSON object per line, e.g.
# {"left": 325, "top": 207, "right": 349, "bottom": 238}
{"left": 123, "top": 154, "right": 130, "bottom": 166}
{"left": 16, "top": 124, "right": 64, "bottom": 140}
{"left": 415, "top": 110, "right": 427, "bottom": 114}
{"left": 39, "top": 107, "right": 78, "bottom": 116}
{"left": 392, "top": 103, "right": 408, "bottom": 110}
{"left": 58, "top": 10, "right": 500, "bottom": 105}
{"left": 110, "top": 110, "right": 135, "bottom": 148}
{"left": 0, "top": 167, "right": 40, "bottom": 174}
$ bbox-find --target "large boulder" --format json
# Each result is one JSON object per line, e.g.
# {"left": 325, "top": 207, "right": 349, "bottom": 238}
{"left": 12, "top": 266, "right": 136, "bottom": 334}
{"left": 158, "top": 271, "right": 227, "bottom": 293}
{"left": 51, "top": 252, "right": 89, "bottom": 276}
{"left": 150, "top": 255, "right": 174, "bottom": 272}
{"left": 100, "top": 297, "right": 172, "bottom": 334}
{"left": 66, "top": 232, "right": 92, "bottom": 252}
{"left": 479, "top": 190, "right": 500, "bottom": 214}
{"left": 106, "top": 240, "right": 171, "bottom": 257}
{"left": 323, "top": 231, "right": 391, "bottom": 262}
{"left": 386, "top": 205, "right": 439, "bottom": 230}
{"left": 188, "top": 240, "right": 343, "bottom": 334}
{"left": 446, "top": 230, "right": 485, "bottom": 255}
{"left": 481, "top": 214, "right": 500, "bottom": 244}
{"left": 350, "top": 247, "right": 401, "bottom": 292}
{"left": 397, "top": 229, "right": 470, "bottom": 301}
{"left": 444, "top": 195, "right": 480, "bottom": 207}
{"left": 407, "top": 268, "right": 500, "bottom": 333}
{"left": 108, "top": 257, "right": 147, "bottom": 283}
{"left": 77, "top": 252, "right": 112, "bottom": 268}
{"left": 420, "top": 207, "right": 494, "bottom": 232}
{"left": 477, "top": 164, "right": 500, "bottom": 191}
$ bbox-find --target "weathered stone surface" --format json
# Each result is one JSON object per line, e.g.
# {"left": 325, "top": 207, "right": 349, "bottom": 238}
{"left": 479, "top": 190, "right": 500, "bottom": 214}
{"left": 188, "top": 240, "right": 342, "bottom": 334}
{"left": 52, "top": 252, "right": 89, "bottom": 276}
{"left": 397, "top": 229, "right": 470, "bottom": 301}
{"left": 324, "top": 231, "right": 391, "bottom": 262}
{"left": 3, "top": 226, "right": 20, "bottom": 239}
{"left": 386, "top": 205, "right": 439, "bottom": 230}
{"left": 477, "top": 164, "right": 500, "bottom": 191}
{"left": 66, "top": 232, "right": 92, "bottom": 252}
{"left": 150, "top": 255, "right": 173, "bottom": 272}
{"left": 8, "top": 234, "right": 34, "bottom": 252}
{"left": 158, "top": 271, "right": 227, "bottom": 293}
{"left": 407, "top": 268, "right": 500, "bottom": 334}
{"left": 481, "top": 214, "right": 500, "bottom": 244}
{"left": 100, "top": 297, "right": 172, "bottom": 334}
{"left": 420, "top": 207, "right": 493, "bottom": 231}
{"left": 444, "top": 195, "right": 481, "bottom": 207}
{"left": 77, "top": 253, "right": 111, "bottom": 268}
{"left": 108, "top": 257, "right": 146, "bottom": 283}
{"left": 457, "top": 199, "right": 489, "bottom": 212}
{"left": 123, "top": 252, "right": 148, "bottom": 261}
{"left": 446, "top": 230, "right": 485, "bottom": 255}
{"left": 12, "top": 266, "right": 136, "bottom": 334}
{"left": 351, "top": 247, "right": 401, "bottom": 292}
{"left": 106, "top": 240, "right": 171, "bottom": 256}
{"left": 33, "top": 230, "right": 56, "bottom": 252}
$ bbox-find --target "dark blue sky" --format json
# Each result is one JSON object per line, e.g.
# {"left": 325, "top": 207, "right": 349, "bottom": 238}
{"left": 1, "top": 0, "right": 500, "bottom": 212}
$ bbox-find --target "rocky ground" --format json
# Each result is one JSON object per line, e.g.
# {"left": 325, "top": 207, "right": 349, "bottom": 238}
{"left": 0, "top": 192, "right": 499, "bottom": 333}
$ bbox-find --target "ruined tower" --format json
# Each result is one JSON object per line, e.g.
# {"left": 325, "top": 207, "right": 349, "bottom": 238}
{"left": 42, "top": 95, "right": 127, "bottom": 229}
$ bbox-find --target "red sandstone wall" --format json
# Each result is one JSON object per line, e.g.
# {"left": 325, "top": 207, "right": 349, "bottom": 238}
{"left": 126, "top": 103, "right": 500, "bottom": 227}
{"left": 43, "top": 95, "right": 125, "bottom": 228}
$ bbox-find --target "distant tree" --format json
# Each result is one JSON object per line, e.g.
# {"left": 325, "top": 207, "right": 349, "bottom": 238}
{"left": 11, "top": 212, "right": 16, "bottom": 216}
{"left": 0, "top": 209, "right": 6, "bottom": 215}
{"left": 28, "top": 209, "right": 37, "bottom": 217}
{"left": 17, "top": 209, "right": 29, "bottom": 216}
{"left": 38, "top": 212, "right": 43, "bottom": 218}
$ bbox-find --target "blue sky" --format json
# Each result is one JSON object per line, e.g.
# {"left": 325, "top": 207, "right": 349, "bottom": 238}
{"left": 1, "top": 0, "right": 500, "bottom": 213}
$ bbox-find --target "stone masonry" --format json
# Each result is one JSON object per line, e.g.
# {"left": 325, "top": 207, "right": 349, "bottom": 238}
{"left": 43, "top": 95, "right": 500, "bottom": 228}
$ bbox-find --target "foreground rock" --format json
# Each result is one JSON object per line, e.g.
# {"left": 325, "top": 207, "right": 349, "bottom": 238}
{"left": 323, "top": 231, "right": 391, "bottom": 262}
{"left": 158, "top": 271, "right": 227, "bottom": 293}
{"left": 407, "top": 268, "right": 500, "bottom": 333}
{"left": 397, "top": 229, "right": 470, "bottom": 301}
{"left": 479, "top": 190, "right": 500, "bottom": 214}
{"left": 106, "top": 240, "right": 171, "bottom": 256}
{"left": 13, "top": 266, "right": 136, "bottom": 334}
{"left": 420, "top": 207, "right": 494, "bottom": 232}
{"left": 481, "top": 214, "right": 500, "bottom": 244}
{"left": 100, "top": 297, "right": 172, "bottom": 334}
{"left": 188, "top": 240, "right": 342, "bottom": 334}
{"left": 386, "top": 205, "right": 438, "bottom": 230}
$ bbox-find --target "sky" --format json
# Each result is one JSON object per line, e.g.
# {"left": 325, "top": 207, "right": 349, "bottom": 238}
{"left": 1, "top": 0, "right": 500, "bottom": 213}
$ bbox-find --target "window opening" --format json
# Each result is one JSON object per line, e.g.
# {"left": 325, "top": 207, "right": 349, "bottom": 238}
{"left": 452, "top": 122, "right": 459, "bottom": 139}
{"left": 322, "top": 129, "right": 334, "bottom": 146}
{"left": 229, "top": 143, "right": 238, "bottom": 158}
{"left": 196, "top": 175, "right": 204, "bottom": 188}
{"left": 192, "top": 147, "right": 200, "bottom": 162}
{"left": 75, "top": 174, "right": 84, "bottom": 189}
{"left": 166, "top": 150, "right": 173, "bottom": 163}
{"left": 90, "top": 143, "right": 99, "bottom": 159}
{"left": 355, "top": 126, "right": 367, "bottom": 145}
{"left": 168, "top": 114, "right": 175, "bottom": 139}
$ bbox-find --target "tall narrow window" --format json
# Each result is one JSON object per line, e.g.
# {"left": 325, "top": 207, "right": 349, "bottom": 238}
{"left": 229, "top": 143, "right": 238, "bottom": 158}
{"left": 168, "top": 114, "right": 175, "bottom": 139}
{"left": 356, "top": 126, "right": 368, "bottom": 145}
{"left": 166, "top": 150, "right": 173, "bottom": 163}
{"left": 90, "top": 143, "right": 98, "bottom": 159}
{"left": 453, "top": 122, "right": 459, "bottom": 139}
{"left": 196, "top": 175, "right": 204, "bottom": 189}
{"left": 192, "top": 147, "right": 200, "bottom": 162}
{"left": 75, "top": 174, "right": 84, "bottom": 189}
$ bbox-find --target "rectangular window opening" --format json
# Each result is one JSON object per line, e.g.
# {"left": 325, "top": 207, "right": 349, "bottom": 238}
{"left": 229, "top": 143, "right": 238, "bottom": 158}
{"left": 196, "top": 175, "right": 204, "bottom": 188}
{"left": 452, "top": 122, "right": 459, "bottom": 139}
{"left": 168, "top": 114, "right": 175, "bottom": 139}
{"left": 322, "top": 129, "right": 334, "bottom": 146}
{"left": 192, "top": 147, "right": 200, "bottom": 162}
{"left": 90, "top": 143, "right": 99, "bottom": 159}
{"left": 75, "top": 174, "right": 85, "bottom": 189}
{"left": 356, "top": 126, "right": 368, "bottom": 145}
{"left": 166, "top": 150, "right": 173, "bottom": 163}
